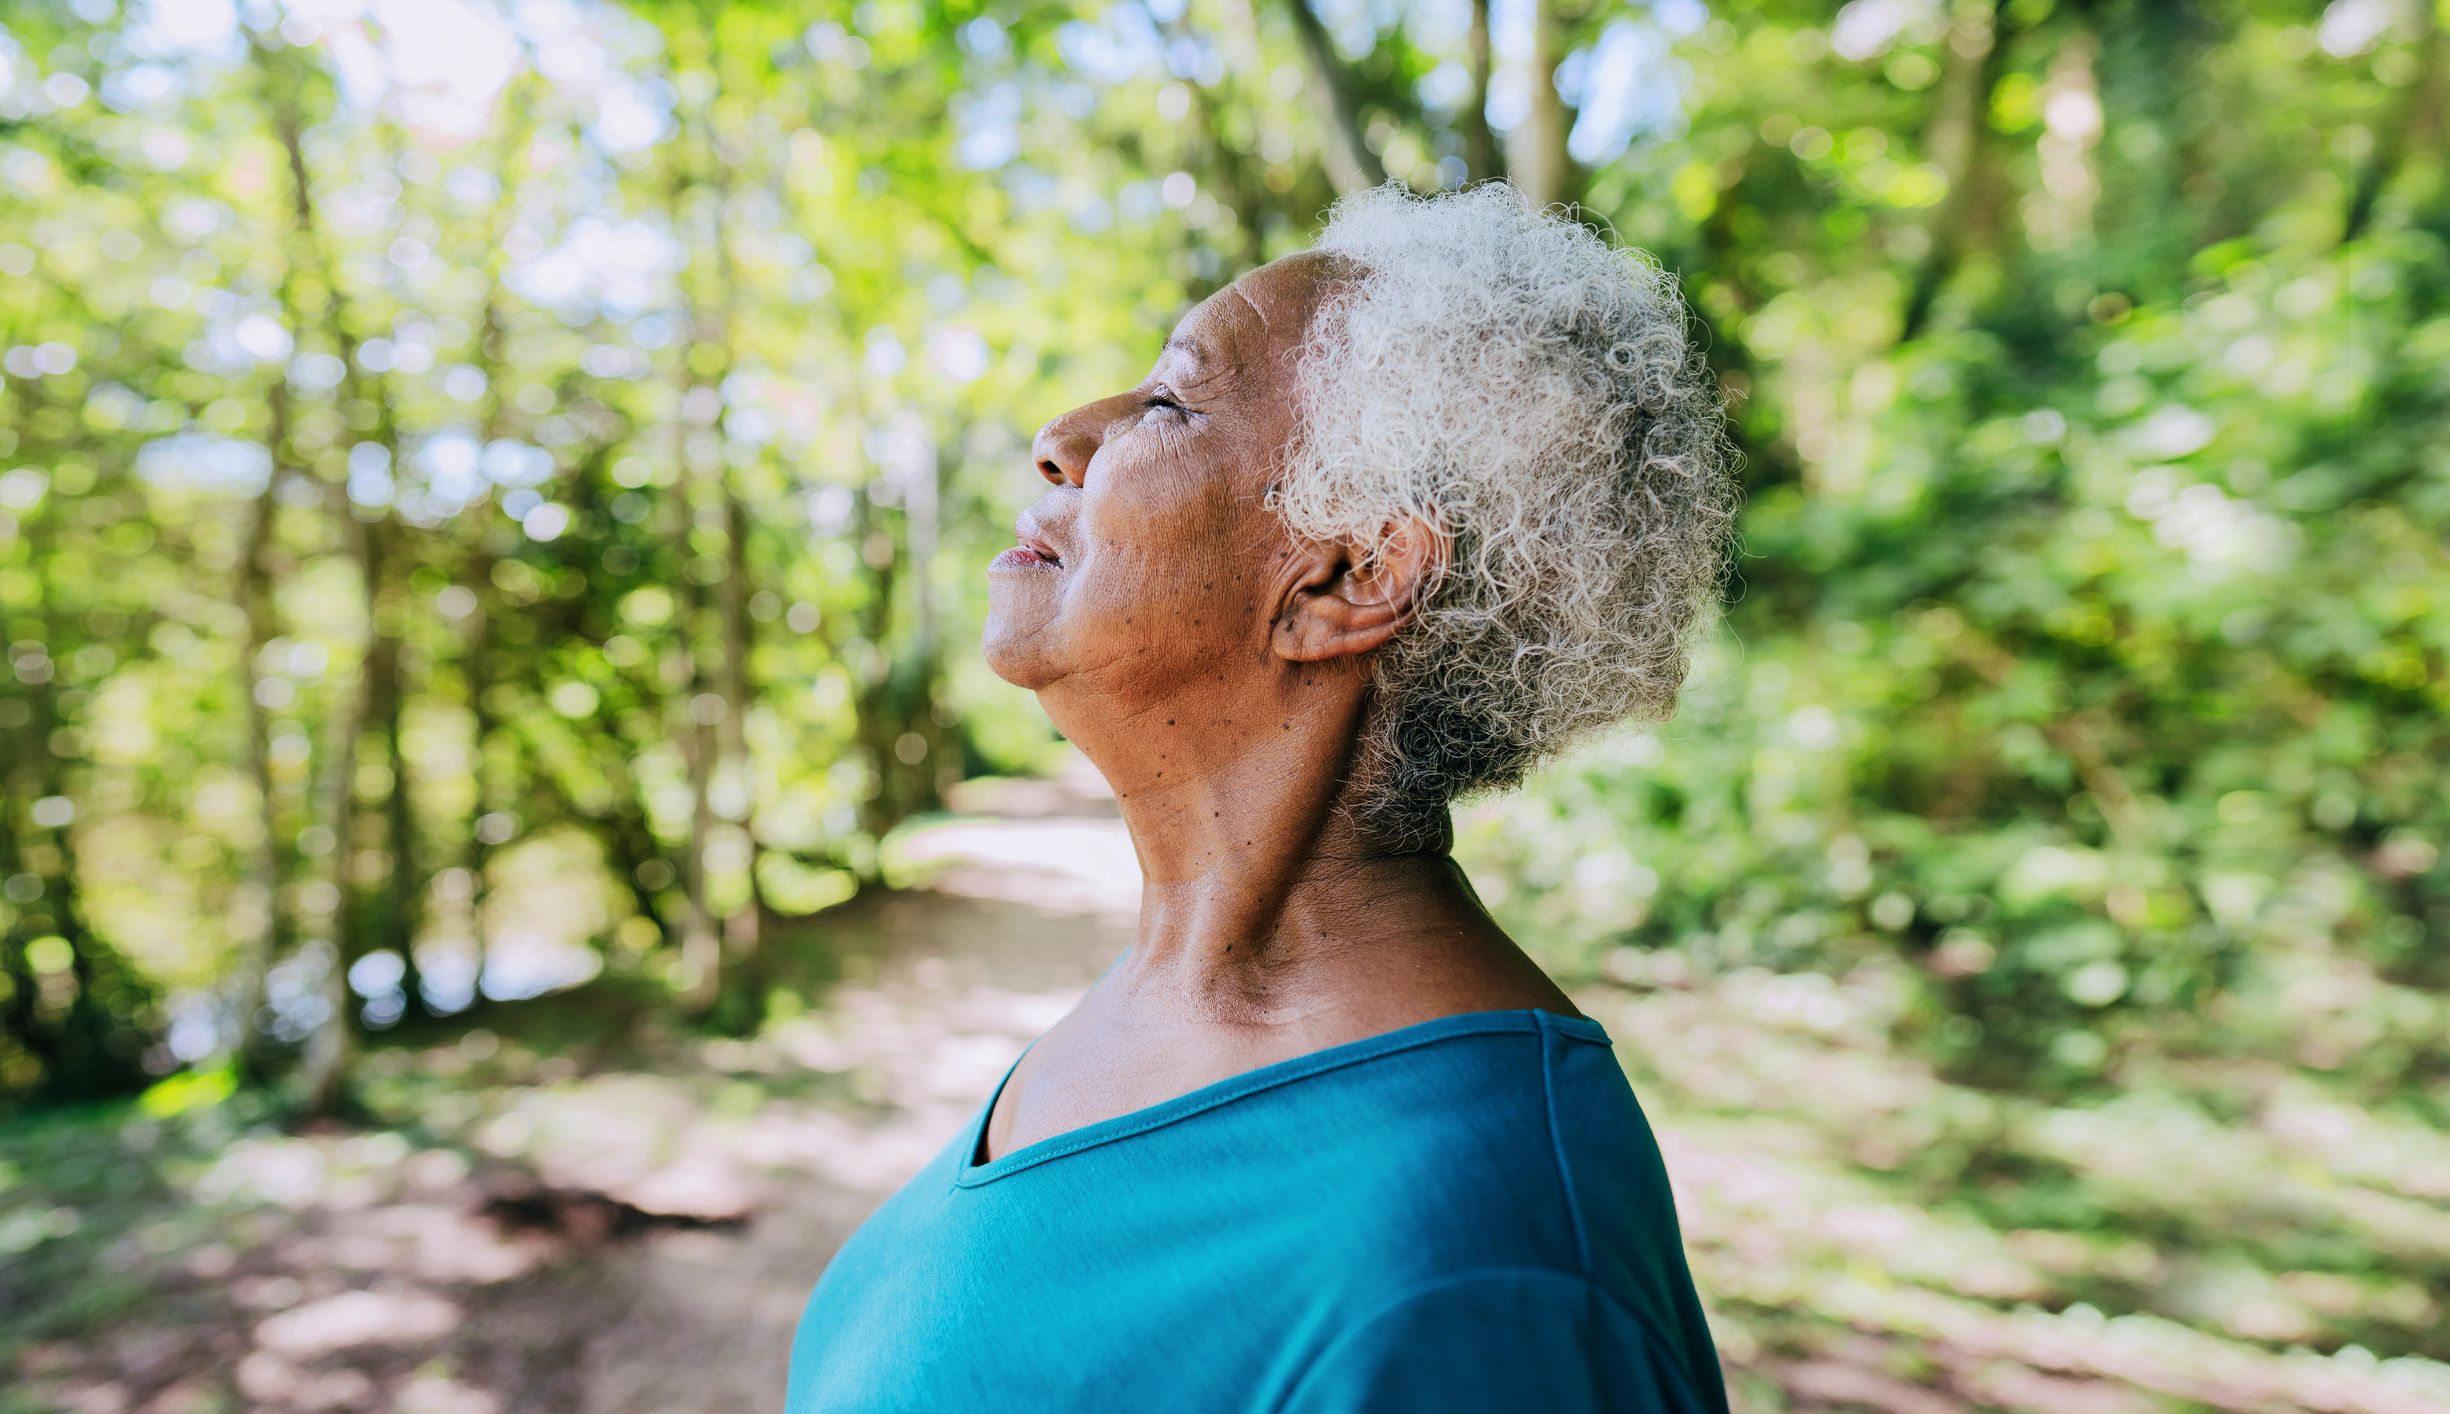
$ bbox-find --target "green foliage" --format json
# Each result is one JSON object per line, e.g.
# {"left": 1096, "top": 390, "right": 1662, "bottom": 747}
{"left": 0, "top": 0, "right": 2443, "bottom": 1135}
{"left": 1460, "top": 4, "right": 2450, "bottom": 1099}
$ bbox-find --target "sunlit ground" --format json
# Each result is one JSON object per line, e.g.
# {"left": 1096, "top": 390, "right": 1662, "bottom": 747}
{"left": 7, "top": 775, "right": 2450, "bottom": 1412}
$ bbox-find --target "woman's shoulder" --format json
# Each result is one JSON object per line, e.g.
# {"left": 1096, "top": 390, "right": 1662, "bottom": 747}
{"left": 1294, "top": 1010, "right": 1664, "bottom": 1249}
{"left": 1284, "top": 1014, "right": 1724, "bottom": 1411}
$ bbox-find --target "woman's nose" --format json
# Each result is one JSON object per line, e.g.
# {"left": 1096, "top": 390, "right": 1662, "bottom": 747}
{"left": 1030, "top": 408, "right": 1097, "bottom": 486}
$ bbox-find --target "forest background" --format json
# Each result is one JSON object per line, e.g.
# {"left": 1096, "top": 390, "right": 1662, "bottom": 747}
{"left": 3, "top": 0, "right": 2448, "bottom": 1410}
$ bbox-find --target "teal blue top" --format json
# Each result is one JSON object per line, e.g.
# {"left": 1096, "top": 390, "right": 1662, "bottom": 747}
{"left": 787, "top": 1009, "right": 1725, "bottom": 1413}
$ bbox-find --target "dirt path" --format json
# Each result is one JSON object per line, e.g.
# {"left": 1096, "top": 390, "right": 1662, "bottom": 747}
{"left": 473, "top": 794, "right": 1140, "bottom": 1413}
{"left": 11, "top": 785, "right": 1136, "bottom": 1414}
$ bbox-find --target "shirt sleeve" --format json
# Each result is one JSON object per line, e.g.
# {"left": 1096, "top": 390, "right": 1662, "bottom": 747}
{"left": 1277, "top": 1269, "right": 1713, "bottom": 1414}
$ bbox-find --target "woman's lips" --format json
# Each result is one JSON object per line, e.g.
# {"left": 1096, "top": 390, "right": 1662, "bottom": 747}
{"left": 997, "top": 523, "right": 1063, "bottom": 568}
{"left": 990, "top": 542, "right": 1060, "bottom": 571}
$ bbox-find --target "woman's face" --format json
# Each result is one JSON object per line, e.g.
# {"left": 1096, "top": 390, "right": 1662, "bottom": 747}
{"left": 984, "top": 254, "right": 1337, "bottom": 717}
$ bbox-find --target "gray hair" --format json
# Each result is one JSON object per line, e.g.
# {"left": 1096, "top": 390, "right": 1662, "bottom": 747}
{"left": 1274, "top": 182, "right": 1739, "bottom": 842}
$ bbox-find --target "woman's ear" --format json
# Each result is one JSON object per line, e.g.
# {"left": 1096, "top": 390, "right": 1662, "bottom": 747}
{"left": 1270, "top": 515, "right": 1445, "bottom": 664}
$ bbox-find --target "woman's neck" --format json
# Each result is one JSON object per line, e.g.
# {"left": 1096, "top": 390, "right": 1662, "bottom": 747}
{"left": 1056, "top": 673, "right": 1549, "bottom": 1028}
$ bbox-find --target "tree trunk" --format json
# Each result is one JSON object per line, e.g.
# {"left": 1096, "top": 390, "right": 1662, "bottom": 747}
{"left": 666, "top": 82, "right": 725, "bottom": 1012}
{"left": 2343, "top": 0, "right": 2442, "bottom": 243}
{"left": 301, "top": 502, "right": 375, "bottom": 1116}
{"left": 461, "top": 535, "right": 499, "bottom": 983}
{"left": 257, "top": 35, "right": 385, "bottom": 1111}
{"left": 369, "top": 517, "right": 427, "bottom": 1021}
{"left": 235, "top": 383, "right": 293, "bottom": 1079}
{"left": 460, "top": 90, "right": 529, "bottom": 991}
{"left": 672, "top": 441, "right": 722, "bottom": 1009}
{"left": 896, "top": 432, "right": 952, "bottom": 813}
{"left": 850, "top": 485, "right": 904, "bottom": 851}
{"left": 1285, "top": 0, "right": 1387, "bottom": 192}
{"left": 1899, "top": 0, "right": 2017, "bottom": 342}
{"left": 703, "top": 130, "right": 762, "bottom": 975}
{"left": 1463, "top": 0, "right": 1498, "bottom": 184}
{"left": 1509, "top": 0, "right": 1581, "bottom": 208}
{"left": 718, "top": 485, "right": 763, "bottom": 959}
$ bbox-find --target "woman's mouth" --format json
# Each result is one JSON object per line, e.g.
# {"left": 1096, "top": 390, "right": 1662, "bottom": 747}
{"left": 991, "top": 537, "right": 1062, "bottom": 571}
{"left": 991, "top": 514, "right": 1065, "bottom": 573}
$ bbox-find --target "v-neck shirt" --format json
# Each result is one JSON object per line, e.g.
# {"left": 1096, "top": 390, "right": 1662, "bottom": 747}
{"left": 786, "top": 1008, "right": 1726, "bottom": 1412}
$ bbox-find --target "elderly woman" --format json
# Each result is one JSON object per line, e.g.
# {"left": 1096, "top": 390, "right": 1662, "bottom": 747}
{"left": 789, "top": 184, "right": 1736, "bottom": 1412}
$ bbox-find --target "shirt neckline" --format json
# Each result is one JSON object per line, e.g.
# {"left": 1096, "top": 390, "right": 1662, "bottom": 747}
{"left": 954, "top": 1007, "right": 1610, "bottom": 1189}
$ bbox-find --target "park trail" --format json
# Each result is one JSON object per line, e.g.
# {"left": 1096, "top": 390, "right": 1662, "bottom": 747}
{"left": 16, "top": 766, "right": 1133, "bottom": 1414}
{"left": 462, "top": 766, "right": 1142, "bottom": 1413}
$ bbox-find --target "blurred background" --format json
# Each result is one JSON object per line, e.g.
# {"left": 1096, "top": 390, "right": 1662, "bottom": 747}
{"left": 2, "top": 0, "right": 2447, "bottom": 1409}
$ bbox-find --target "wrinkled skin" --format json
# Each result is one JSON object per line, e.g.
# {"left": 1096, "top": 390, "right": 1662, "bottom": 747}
{"left": 976, "top": 253, "right": 1575, "bottom": 1163}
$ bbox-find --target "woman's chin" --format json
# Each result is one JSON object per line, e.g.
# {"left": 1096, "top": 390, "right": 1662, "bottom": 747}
{"left": 980, "top": 612, "right": 1060, "bottom": 691}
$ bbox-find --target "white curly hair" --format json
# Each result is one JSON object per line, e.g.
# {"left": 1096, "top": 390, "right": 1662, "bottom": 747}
{"left": 1273, "top": 182, "right": 1739, "bottom": 842}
